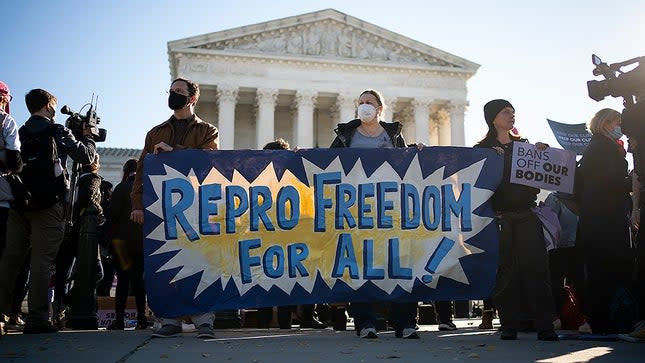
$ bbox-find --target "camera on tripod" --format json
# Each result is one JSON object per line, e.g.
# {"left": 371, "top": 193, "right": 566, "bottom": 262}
{"left": 60, "top": 95, "right": 107, "bottom": 142}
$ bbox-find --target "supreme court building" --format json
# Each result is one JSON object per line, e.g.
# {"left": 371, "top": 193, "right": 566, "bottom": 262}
{"left": 168, "top": 8, "right": 479, "bottom": 150}
{"left": 99, "top": 9, "right": 479, "bottom": 185}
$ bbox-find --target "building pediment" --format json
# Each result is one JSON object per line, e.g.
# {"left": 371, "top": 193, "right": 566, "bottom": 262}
{"left": 168, "top": 9, "right": 479, "bottom": 73}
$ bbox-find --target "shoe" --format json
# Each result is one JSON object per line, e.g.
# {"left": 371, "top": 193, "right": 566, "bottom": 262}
{"left": 23, "top": 323, "right": 58, "bottom": 334}
{"left": 8, "top": 314, "right": 25, "bottom": 327}
{"left": 299, "top": 318, "right": 327, "bottom": 329}
{"left": 578, "top": 322, "right": 592, "bottom": 334}
{"left": 107, "top": 320, "right": 124, "bottom": 330}
{"left": 500, "top": 330, "right": 517, "bottom": 340}
{"left": 151, "top": 324, "right": 182, "bottom": 338}
{"left": 400, "top": 327, "right": 420, "bottom": 339}
{"left": 196, "top": 324, "right": 215, "bottom": 339}
{"left": 538, "top": 330, "right": 559, "bottom": 341}
{"left": 359, "top": 327, "right": 378, "bottom": 339}
{"left": 479, "top": 309, "right": 494, "bottom": 329}
{"left": 438, "top": 322, "right": 457, "bottom": 331}
{"left": 618, "top": 320, "right": 645, "bottom": 343}
{"left": 135, "top": 317, "right": 149, "bottom": 330}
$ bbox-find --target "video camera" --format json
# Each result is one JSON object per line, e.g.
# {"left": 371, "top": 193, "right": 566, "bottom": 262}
{"left": 587, "top": 54, "right": 645, "bottom": 138}
{"left": 60, "top": 95, "right": 107, "bottom": 142}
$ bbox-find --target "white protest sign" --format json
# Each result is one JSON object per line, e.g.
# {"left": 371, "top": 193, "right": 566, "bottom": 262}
{"left": 510, "top": 142, "right": 576, "bottom": 193}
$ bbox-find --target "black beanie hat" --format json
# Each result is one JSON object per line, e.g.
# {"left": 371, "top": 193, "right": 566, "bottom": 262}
{"left": 484, "top": 99, "right": 514, "bottom": 126}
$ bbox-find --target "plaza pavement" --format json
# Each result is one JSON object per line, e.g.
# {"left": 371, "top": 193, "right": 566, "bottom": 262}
{"left": 0, "top": 319, "right": 642, "bottom": 363}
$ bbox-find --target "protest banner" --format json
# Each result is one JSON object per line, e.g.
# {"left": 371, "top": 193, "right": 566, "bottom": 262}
{"left": 510, "top": 142, "right": 576, "bottom": 193}
{"left": 142, "top": 147, "right": 503, "bottom": 317}
{"left": 547, "top": 119, "right": 592, "bottom": 155}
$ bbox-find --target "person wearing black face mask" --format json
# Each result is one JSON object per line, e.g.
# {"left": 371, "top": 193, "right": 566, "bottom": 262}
{"left": 130, "top": 77, "right": 219, "bottom": 339}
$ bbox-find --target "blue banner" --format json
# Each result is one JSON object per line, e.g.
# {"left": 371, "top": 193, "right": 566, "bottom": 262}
{"left": 547, "top": 119, "right": 592, "bottom": 155}
{"left": 142, "top": 147, "right": 502, "bottom": 317}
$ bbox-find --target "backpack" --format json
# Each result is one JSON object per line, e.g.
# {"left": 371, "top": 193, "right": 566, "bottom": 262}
{"left": 609, "top": 286, "right": 640, "bottom": 333}
{"left": 18, "top": 122, "right": 66, "bottom": 210}
{"left": 560, "top": 285, "right": 586, "bottom": 330}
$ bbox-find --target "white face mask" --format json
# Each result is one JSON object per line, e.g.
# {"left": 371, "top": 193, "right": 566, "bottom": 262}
{"left": 357, "top": 104, "right": 377, "bottom": 122}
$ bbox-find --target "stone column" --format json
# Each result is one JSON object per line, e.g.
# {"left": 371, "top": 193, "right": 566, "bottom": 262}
{"left": 256, "top": 88, "right": 278, "bottom": 149}
{"left": 429, "top": 119, "right": 439, "bottom": 146}
{"left": 448, "top": 101, "right": 468, "bottom": 146}
{"left": 337, "top": 93, "right": 356, "bottom": 123}
{"left": 412, "top": 98, "right": 432, "bottom": 145}
{"left": 295, "top": 90, "right": 317, "bottom": 148}
{"left": 399, "top": 105, "right": 415, "bottom": 142}
{"left": 383, "top": 97, "right": 397, "bottom": 122}
{"left": 216, "top": 84, "right": 238, "bottom": 150}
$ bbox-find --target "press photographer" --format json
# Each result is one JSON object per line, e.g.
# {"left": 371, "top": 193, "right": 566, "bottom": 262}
{"left": 55, "top": 155, "right": 106, "bottom": 330}
{"left": 588, "top": 54, "right": 645, "bottom": 340}
{"left": 0, "top": 89, "right": 97, "bottom": 334}
{"left": 53, "top": 97, "right": 109, "bottom": 330}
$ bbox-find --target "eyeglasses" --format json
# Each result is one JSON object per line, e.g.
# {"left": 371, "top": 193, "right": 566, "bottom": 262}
{"left": 0, "top": 93, "right": 12, "bottom": 102}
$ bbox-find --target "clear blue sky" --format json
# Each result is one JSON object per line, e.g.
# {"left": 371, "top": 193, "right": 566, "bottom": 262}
{"left": 2, "top": 0, "right": 643, "bottom": 149}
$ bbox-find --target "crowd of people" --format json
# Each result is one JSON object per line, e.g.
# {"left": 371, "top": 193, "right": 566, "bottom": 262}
{"left": 0, "top": 78, "right": 643, "bottom": 344}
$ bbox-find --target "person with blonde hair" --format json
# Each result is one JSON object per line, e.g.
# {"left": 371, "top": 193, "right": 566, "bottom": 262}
{"left": 578, "top": 108, "right": 634, "bottom": 334}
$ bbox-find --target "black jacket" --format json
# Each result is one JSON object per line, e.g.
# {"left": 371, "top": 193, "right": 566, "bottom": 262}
{"left": 21, "top": 115, "right": 96, "bottom": 185}
{"left": 109, "top": 174, "right": 143, "bottom": 250}
{"left": 475, "top": 138, "right": 539, "bottom": 212}
{"left": 330, "top": 119, "right": 406, "bottom": 148}
{"left": 578, "top": 134, "right": 631, "bottom": 258}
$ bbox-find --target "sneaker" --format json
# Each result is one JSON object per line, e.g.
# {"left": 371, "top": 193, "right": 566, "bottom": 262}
{"left": 23, "top": 323, "right": 58, "bottom": 334}
{"left": 438, "top": 322, "right": 457, "bottom": 331}
{"left": 359, "top": 327, "right": 378, "bottom": 339}
{"left": 299, "top": 318, "right": 327, "bottom": 329}
{"left": 618, "top": 320, "right": 645, "bottom": 343}
{"left": 538, "top": 330, "right": 559, "bottom": 341}
{"left": 151, "top": 324, "right": 182, "bottom": 338}
{"left": 196, "top": 324, "right": 215, "bottom": 339}
{"left": 400, "top": 327, "right": 420, "bottom": 339}
{"left": 135, "top": 317, "right": 149, "bottom": 330}
{"left": 578, "top": 322, "right": 592, "bottom": 334}
{"left": 500, "top": 329, "right": 517, "bottom": 340}
{"left": 107, "top": 321, "right": 124, "bottom": 330}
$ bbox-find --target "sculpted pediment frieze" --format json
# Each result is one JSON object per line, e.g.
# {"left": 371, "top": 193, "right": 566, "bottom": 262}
{"left": 189, "top": 19, "right": 457, "bottom": 68}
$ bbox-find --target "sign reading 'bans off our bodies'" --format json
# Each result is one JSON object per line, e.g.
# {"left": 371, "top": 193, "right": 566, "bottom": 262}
{"left": 142, "top": 148, "right": 503, "bottom": 318}
{"left": 510, "top": 142, "right": 576, "bottom": 193}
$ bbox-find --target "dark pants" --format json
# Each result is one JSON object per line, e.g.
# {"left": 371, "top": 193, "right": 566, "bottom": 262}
{"left": 114, "top": 248, "right": 146, "bottom": 320}
{"left": 350, "top": 301, "right": 417, "bottom": 333}
{"left": 435, "top": 301, "right": 453, "bottom": 323}
{"left": 583, "top": 251, "right": 633, "bottom": 333}
{"left": 493, "top": 210, "right": 555, "bottom": 333}
{"left": 0, "top": 204, "right": 65, "bottom": 326}
{"left": 548, "top": 246, "right": 584, "bottom": 314}
{"left": 96, "top": 255, "right": 116, "bottom": 296}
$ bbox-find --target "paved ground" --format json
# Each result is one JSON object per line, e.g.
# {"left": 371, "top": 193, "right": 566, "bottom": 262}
{"left": 0, "top": 319, "right": 642, "bottom": 363}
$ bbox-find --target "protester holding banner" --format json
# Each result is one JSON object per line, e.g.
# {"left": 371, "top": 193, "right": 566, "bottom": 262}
{"left": 330, "top": 89, "right": 418, "bottom": 339}
{"left": 131, "top": 77, "right": 219, "bottom": 339}
{"left": 474, "top": 99, "right": 558, "bottom": 341}
{"left": 577, "top": 108, "right": 634, "bottom": 334}
{"left": 257, "top": 138, "right": 328, "bottom": 330}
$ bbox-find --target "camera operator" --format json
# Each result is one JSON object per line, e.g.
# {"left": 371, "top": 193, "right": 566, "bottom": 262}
{"left": 55, "top": 155, "right": 105, "bottom": 329}
{"left": 0, "top": 88, "right": 96, "bottom": 334}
